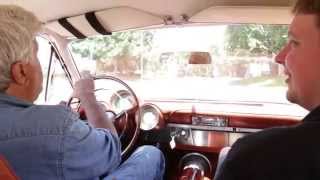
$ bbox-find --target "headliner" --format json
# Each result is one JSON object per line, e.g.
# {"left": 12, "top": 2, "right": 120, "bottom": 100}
{"left": 0, "top": 0, "right": 294, "bottom": 37}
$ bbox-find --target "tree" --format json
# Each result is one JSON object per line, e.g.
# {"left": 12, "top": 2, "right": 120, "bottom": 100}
{"left": 70, "top": 30, "right": 154, "bottom": 76}
{"left": 225, "top": 24, "right": 288, "bottom": 77}
{"left": 71, "top": 30, "right": 154, "bottom": 61}
{"left": 225, "top": 24, "right": 288, "bottom": 56}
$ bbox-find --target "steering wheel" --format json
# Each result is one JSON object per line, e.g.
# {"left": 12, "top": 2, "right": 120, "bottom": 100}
{"left": 68, "top": 75, "right": 140, "bottom": 156}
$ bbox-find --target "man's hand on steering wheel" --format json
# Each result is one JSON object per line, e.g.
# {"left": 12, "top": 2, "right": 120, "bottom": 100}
{"left": 67, "top": 73, "right": 140, "bottom": 156}
{"left": 71, "top": 71, "right": 118, "bottom": 136}
{"left": 73, "top": 71, "right": 95, "bottom": 101}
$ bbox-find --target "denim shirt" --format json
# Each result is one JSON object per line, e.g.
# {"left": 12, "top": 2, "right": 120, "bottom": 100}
{"left": 0, "top": 93, "right": 121, "bottom": 180}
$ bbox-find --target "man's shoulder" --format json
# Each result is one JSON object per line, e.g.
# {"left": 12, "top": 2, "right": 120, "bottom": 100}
{"left": 30, "top": 105, "right": 78, "bottom": 121}
{"left": 31, "top": 104, "right": 70, "bottom": 113}
{"left": 239, "top": 126, "right": 291, "bottom": 144}
{"left": 220, "top": 127, "right": 293, "bottom": 175}
{"left": 228, "top": 124, "right": 317, "bottom": 162}
{"left": 23, "top": 105, "right": 80, "bottom": 132}
{"left": 0, "top": 105, "right": 80, "bottom": 141}
{"left": 237, "top": 122, "right": 314, "bottom": 147}
{"left": 220, "top": 124, "right": 320, "bottom": 179}
{"left": 229, "top": 126, "right": 296, "bottom": 157}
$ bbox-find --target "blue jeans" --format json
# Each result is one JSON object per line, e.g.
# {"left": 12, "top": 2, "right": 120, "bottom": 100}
{"left": 105, "top": 146, "right": 165, "bottom": 180}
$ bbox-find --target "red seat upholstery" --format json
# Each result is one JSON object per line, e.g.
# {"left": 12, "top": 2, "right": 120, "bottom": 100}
{"left": 0, "top": 155, "right": 18, "bottom": 180}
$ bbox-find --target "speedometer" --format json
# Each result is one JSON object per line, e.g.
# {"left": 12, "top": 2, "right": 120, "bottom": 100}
{"left": 140, "top": 104, "right": 162, "bottom": 130}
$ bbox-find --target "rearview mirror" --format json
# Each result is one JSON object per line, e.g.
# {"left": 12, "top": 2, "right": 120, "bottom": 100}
{"left": 188, "top": 52, "right": 212, "bottom": 64}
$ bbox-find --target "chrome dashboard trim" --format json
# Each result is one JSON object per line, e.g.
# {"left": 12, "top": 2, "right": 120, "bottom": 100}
{"left": 167, "top": 123, "right": 234, "bottom": 132}
{"left": 167, "top": 123, "right": 261, "bottom": 133}
{"left": 235, "top": 127, "right": 261, "bottom": 133}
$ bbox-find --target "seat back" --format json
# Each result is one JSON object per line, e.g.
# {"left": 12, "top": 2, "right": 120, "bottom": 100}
{"left": 0, "top": 155, "right": 19, "bottom": 180}
{"left": 214, "top": 147, "right": 231, "bottom": 180}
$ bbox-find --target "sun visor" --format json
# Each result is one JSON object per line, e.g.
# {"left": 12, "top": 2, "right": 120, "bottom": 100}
{"left": 45, "top": 7, "right": 164, "bottom": 38}
{"left": 45, "top": 21, "right": 75, "bottom": 38}
{"left": 190, "top": 6, "right": 293, "bottom": 25}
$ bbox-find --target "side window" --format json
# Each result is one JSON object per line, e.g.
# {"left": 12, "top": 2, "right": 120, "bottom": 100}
{"left": 35, "top": 37, "right": 73, "bottom": 105}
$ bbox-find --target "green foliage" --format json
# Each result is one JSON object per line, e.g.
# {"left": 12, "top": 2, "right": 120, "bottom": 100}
{"left": 226, "top": 24, "right": 288, "bottom": 56}
{"left": 70, "top": 30, "right": 154, "bottom": 61}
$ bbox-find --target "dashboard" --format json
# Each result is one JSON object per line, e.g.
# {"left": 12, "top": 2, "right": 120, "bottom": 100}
{"left": 139, "top": 102, "right": 302, "bottom": 153}
{"left": 98, "top": 84, "right": 303, "bottom": 179}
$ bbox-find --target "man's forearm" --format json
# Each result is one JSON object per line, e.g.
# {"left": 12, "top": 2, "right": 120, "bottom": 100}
{"left": 81, "top": 93, "right": 118, "bottom": 136}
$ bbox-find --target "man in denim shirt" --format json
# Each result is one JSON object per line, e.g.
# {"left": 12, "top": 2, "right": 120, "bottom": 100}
{"left": 0, "top": 5, "right": 165, "bottom": 180}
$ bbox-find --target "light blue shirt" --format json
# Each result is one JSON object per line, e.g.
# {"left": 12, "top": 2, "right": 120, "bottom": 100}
{"left": 0, "top": 93, "right": 121, "bottom": 180}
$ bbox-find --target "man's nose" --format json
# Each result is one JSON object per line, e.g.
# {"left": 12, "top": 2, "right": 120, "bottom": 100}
{"left": 275, "top": 45, "right": 289, "bottom": 64}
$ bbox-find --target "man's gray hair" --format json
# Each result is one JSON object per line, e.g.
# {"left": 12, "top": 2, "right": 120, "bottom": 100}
{"left": 0, "top": 5, "right": 41, "bottom": 91}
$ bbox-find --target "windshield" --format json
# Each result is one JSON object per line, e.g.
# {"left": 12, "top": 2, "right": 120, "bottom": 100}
{"left": 68, "top": 24, "right": 307, "bottom": 117}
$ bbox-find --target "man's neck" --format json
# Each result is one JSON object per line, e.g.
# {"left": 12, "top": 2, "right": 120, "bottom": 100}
{"left": 5, "top": 86, "right": 33, "bottom": 103}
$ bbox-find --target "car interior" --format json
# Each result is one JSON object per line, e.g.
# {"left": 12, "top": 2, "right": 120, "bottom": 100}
{"left": 0, "top": 0, "right": 309, "bottom": 179}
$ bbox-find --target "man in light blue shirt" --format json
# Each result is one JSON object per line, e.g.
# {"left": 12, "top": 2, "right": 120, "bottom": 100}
{"left": 0, "top": 5, "right": 164, "bottom": 180}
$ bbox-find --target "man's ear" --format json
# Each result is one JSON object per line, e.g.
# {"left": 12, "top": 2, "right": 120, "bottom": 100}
{"left": 10, "top": 62, "right": 27, "bottom": 85}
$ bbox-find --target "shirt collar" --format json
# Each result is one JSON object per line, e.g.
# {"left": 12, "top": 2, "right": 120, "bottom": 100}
{"left": 303, "top": 105, "right": 320, "bottom": 122}
{"left": 0, "top": 93, "right": 33, "bottom": 107}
